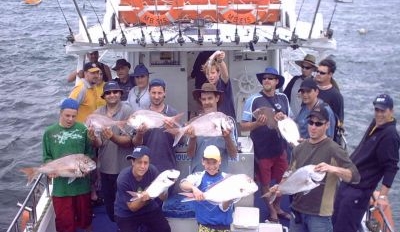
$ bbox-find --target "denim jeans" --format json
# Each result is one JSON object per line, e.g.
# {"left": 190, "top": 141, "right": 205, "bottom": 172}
{"left": 289, "top": 212, "right": 333, "bottom": 232}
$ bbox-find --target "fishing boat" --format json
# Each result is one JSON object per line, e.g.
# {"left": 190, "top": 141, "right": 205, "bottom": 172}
{"left": 24, "top": 0, "right": 42, "bottom": 6}
{"left": 6, "top": 0, "right": 395, "bottom": 231}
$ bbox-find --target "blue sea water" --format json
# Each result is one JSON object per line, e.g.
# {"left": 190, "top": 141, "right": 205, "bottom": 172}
{"left": 0, "top": 0, "right": 399, "bottom": 231}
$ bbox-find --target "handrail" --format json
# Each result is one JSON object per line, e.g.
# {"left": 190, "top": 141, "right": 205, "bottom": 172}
{"left": 6, "top": 173, "right": 50, "bottom": 232}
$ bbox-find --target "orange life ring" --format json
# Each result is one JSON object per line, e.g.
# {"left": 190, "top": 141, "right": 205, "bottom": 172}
{"left": 219, "top": 0, "right": 270, "bottom": 24}
{"left": 132, "top": 0, "right": 184, "bottom": 26}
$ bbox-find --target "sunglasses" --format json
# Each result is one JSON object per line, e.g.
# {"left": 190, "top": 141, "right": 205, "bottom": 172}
{"left": 104, "top": 90, "right": 120, "bottom": 96}
{"left": 135, "top": 75, "right": 147, "bottom": 78}
{"left": 302, "top": 66, "right": 313, "bottom": 70}
{"left": 308, "top": 120, "right": 326, "bottom": 127}
{"left": 316, "top": 70, "right": 328, "bottom": 75}
{"left": 262, "top": 77, "right": 277, "bottom": 81}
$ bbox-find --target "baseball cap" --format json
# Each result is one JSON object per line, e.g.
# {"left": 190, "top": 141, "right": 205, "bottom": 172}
{"left": 298, "top": 78, "right": 318, "bottom": 92}
{"left": 373, "top": 94, "right": 393, "bottom": 110}
{"left": 83, "top": 62, "right": 100, "bottom": 72}
{"left": 307, "top": 105, "right": 329, "bottom": 121}
{"left": 203, "top": 145, "right": 221, "bottom": 161}
{"left": 60, "top": 98, "right": 79, "bottom": 110}
{"left": 126, "top": 145, "right": 151, "bottom": 160}
{"left": 149, "top": 78, "right": 166, "bottom": 89}
{"left": 101, "top": 81, "right": 123, "bottom": 98}
{"left": 112, "top": 59, "right": 131, "bottom": 71}
{"left": 132, "top": 64, "right": 151, "bottom": 77}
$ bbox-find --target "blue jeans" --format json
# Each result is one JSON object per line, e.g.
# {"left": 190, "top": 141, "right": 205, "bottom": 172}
{"left": 289, "top": 212, "right": 333, "bottom": 232}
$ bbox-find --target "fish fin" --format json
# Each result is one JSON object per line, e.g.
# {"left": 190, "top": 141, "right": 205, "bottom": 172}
{"left": 127, "top": 191, "right": 141, "bottom": 202}
{"left": 178, "top": 192, "right": 195, "bottom": 202}
{"left": 19, "top": 167, "right": 38, "bottom": 186}
{"left": 68, "top": 177, "right": 76, "bottom": 184}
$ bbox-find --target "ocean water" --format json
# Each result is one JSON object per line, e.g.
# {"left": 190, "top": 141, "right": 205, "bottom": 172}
{"left": 0, "top": 0, "right": 399, "bottom": 231}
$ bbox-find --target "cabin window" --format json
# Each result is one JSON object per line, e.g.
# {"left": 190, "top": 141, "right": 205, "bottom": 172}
{"left": 150, "top": 51, "right": 180, "bottom": 66}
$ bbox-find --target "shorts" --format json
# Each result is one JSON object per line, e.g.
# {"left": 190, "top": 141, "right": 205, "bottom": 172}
{"left": 52, "top": 193, "right": 92, "bottom": 232}
{"left": 257, "top": 151, "right": 288, "bottom": 187}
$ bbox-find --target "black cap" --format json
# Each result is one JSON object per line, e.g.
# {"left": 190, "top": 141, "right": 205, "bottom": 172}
{"left": 373, "top": 94, "right": 394, "bottom": 110}
{"left": 298, "top": 78, "right": 318, "bottom": 92}
{"left": 112, "top": 59, "right": 131, "bottom": 71}
{"left": 308, "top": 105, "right": 329, "bottom": 121}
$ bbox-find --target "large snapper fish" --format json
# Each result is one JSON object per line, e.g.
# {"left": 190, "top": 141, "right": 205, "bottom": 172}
{"left": 180, "top": 174, "right": 258, "bottom": 204}
{"left": 252, "top": 106, "right": 277, "bottom": 129}
{"left": 127, "top": 169, "right": 180, "bottom": 201}
{"left": 20, "top": 154, "right": 96, "bottom": 185}
{"left": 278, "top": 117, "right": 300, "bottom": 146}
{"left": 85, "top": 113, "right": 126, "bottom": 136}
{"left": 263, "top": 164, "right": 326, "bottom": 203}
{"left": 169, "top": 112, "right": 235, "bottom": 146}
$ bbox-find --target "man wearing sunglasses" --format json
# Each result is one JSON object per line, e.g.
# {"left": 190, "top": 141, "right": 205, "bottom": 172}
{"left": 333, "top": 94, "right": 399, "bottom": 232}
{"left": 281, "top": 105, "right": 360, "bottom": 232}
{"left": 284, "top": 54, "right": 317, "bottom": 116}
{"left": 88, "top": 81, "right": 134, "bottom": 222}
{"left": 295, "top": 78, "right": 336, "bottom": 140}
{"left": 315, "top": 59, "right": 345, "bottom": 146}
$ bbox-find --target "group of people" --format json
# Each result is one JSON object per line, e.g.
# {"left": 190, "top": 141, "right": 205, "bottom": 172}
{"left": 41, "top": 50, "right": 399, "bottom": 232}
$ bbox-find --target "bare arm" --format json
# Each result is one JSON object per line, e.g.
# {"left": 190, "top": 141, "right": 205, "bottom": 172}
{"left": 103, "top": 64, "right": 112, "bottom": 81}
{"left": 126, "top": 191, "right": 150, "bottom": 212}
{"left": 314, "top": 162, "right": 353, "bottom": 183}
{"left": 102, "top": 127, "right": 133, "bottom": 148}
{"left": 67, "top": 70, "right": 84, "bottom": 83}
{"left": 180, "top": 180, "right": 204, "bottom": 201}
{"left": 223, "top": 128, "right": 237, "bottom": 158}
{"left": 131, "top": 124, "right": 147, "bottom": 146}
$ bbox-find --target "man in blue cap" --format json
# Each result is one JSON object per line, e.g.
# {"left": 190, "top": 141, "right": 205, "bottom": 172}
{"left": 333, "top": 94, "right": 399, "bottom": 232}
{"left": 88, "top": 81, "right": 134, "bottom": 222}
{"left": 127, "top": 64, "right": 152, "bottom": 111}
{"left": 114, "top": 146, "right": 171, "bottom": 232}
{"left": 132, "top": 78, "right": 181, "bottom": 173}
{"left": 240, "top": 67, "right": 292, "bottom": 223}
{"left": 43, "top": 98, "right": 94, "bottom": 232}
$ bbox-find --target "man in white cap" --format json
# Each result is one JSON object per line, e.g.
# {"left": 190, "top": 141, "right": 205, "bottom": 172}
{"left": 180, "top": 145, "right": 234, "bottom": 232}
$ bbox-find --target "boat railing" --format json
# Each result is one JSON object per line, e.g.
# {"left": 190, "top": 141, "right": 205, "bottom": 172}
{"left": 365, "top": 205, "right": 395, "bottom": 232}
{"left": 6, "top": 173, "right": 50, "bottom": 232}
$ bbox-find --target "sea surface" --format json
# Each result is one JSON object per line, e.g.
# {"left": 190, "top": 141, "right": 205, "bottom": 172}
{"left": 0, "top": 0, "right": 399, "bottom": 231}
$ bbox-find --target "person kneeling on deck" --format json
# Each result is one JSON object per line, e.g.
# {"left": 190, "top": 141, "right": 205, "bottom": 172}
{"left": 114, "top": 146, "right": 171, "bottom": 232}
{"left": 180, "top": 145, "right": 234, "bottom": 232}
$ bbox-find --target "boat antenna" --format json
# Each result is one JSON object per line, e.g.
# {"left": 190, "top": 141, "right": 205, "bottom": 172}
{"left": 56, "top": 0, "right": 75, "bottom": 43}
{"left": 109, "top": 1, "right": 127, "bottom": 45}
{"left": 325, "top": 3, "right": 337, "bottom": 39}
{"left": 232, "top": 4, "right": 240, "bottom": 45}
{"left": 289, "top": 0, "right": 304, "bottom": 49}
{"left": 308, "top": 0, "right": 322, "bottom": 39}
{"left": 87, "top": 0, "right": 109, "bottom": 46}
{"left": 71, "top": 0, "right": 92, "bottom": 43}
{"left": 213, "top": 0, "right": 222, "bottom": 46}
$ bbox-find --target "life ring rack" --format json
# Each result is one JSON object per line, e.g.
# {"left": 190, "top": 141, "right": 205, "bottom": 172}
{"left": 219, "top": 0, "right": 270, "bottom": 24}
{"left": 131, "top": 0, "right": 184, "bottom": 26}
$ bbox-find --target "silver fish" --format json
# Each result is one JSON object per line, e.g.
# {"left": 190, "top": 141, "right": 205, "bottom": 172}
{"left": 252, "top": 106, "right": 277, "bottom": 129}
{"left": 169, "top": 112, "right": 234, "bottom": 146}
{"left": 20, "top": 154, "right": 96, "bottom": 185}
{"left": 180, "top": 174, "right": 258, "bottom": 204}
{"left": 127, "top": 169, "right": 181, "bottom": 201}
{"left": 127, "top": 109, "right": 183, "bottom": 135}
{"left": 85, "top": 113, "right": 126, "bottom": 136}
{"left": 278, "top": 117, "right": 300, "bottom": 146}
{"left": 263, "top": 164, "right": 326, "bottom": 203}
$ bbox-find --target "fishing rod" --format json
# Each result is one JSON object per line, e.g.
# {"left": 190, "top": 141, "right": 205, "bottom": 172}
{"left": 325, "top": 3, "right": 337, "bottom": 39}
{"left": 155, "top": 0, "right": 165, "bottom": 46}
{"left": 128, "top": 3, "right": 146, "bottom": 46}
{"left": 56, "top": 0, "right": 75, "bottom": 43}
{"left": 109, "top": 0, "right": 127, "bottom": 46}
{"left": 86, "top": 0, "right": 109, "bottom": 45}
{"left": 177, "top": 21, "right": 185, "bottom": 46}
{"left": 252, "top": 6, "right": 259, "bottom": 44}
{"left": 290, "top": 0, "right": 305, "bottom": 48}
{"left": 71, "top": 0, "right": 92, "bottom": 43}
{"left": 213, "top": 0, "right": 222, "bottom": 46}
{"left": 308, "top": 0, "right": 322, "bottom": 39}
{"left": 187, "top": 7, "right": 204, "bottom": 45}
{"left": 232, "top": 4, "right": 240, "bottom": 45}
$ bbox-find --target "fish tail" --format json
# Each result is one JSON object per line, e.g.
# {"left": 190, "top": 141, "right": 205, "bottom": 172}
{"left": 165, "top": 126, "right": 186, "bottom": 147}
{"left": 171, "top": 113, "right": 184, "bottom": 127}
{"left": 126, "top": 191, "right": 141, "bottom": 202}
{"left": 261, "top": 192, "right": 277, "bottom": 204}
{"left": 178, "top": 192, "right": 195, "bottom": 202}
{"left": 19, "top": 167, "right": 38, "bottom": 186}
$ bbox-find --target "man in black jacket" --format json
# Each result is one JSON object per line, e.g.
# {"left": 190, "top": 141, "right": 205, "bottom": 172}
{"left": 332, "top": 94, "right": 400, "bottom": 232}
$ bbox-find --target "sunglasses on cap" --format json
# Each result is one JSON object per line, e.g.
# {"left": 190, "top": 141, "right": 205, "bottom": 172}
{"left": 104, "top": 90, "right": 120, "bottom": 96}
{"left": 308, "top": 120, "right": 326, "bottom": 127}
{"left": 316, "top": 70, "right": 328, "bottom": 75}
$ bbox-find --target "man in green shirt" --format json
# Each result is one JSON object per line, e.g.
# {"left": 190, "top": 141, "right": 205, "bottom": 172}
{"left": 42, "top": 98, "right": 94, "bottom": 232}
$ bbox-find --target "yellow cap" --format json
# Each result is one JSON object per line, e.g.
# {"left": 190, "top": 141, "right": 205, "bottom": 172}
{"left": 203, "top": 145, "right": 221, "bottom": 161}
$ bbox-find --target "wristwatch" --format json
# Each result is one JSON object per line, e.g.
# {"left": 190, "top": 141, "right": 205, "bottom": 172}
{"left": 378, "top": 195, "right": 387, "bottom": 200}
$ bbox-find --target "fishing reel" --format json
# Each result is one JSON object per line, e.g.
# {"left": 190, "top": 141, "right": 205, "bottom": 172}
{"left": 66, "top": 33, "right": 75, "bottom": 44}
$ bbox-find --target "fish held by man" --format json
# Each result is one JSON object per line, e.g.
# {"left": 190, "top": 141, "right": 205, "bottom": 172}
{"left": 168, "top": 111, "right": 235, "bottom": 147}
{"left": 20, "top": 154, "right": 96, "bottom": 185}
{"left": 85, "top": 113, "right": 127, "bottom": 136}
{"left": 252, "top": 106, "right": 277, "bottom": 129}
{"left": 127, "top": 169, "right": 181, "bottom": 201}
{"left": 263, "top": 164, "right": 326, "bottom": 203}
{"left": 277, "top": 117, "right": 300, "bottom": 146}
{"left": 180, "top": 174, "right": 258, "bottom": 204}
